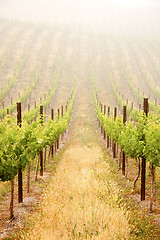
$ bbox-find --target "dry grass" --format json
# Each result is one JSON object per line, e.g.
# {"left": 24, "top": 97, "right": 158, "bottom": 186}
{"left": 20, "top": 144, "right": 130, "bottom": 240}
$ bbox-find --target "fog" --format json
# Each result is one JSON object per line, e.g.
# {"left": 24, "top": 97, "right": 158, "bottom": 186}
{"left": 0, "top": 0, "right": 160, "bottom": 38}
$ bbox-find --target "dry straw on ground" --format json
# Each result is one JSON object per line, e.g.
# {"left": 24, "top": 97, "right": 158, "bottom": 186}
{"left": 21, "top": 144, "right": 130, "bottom": 239}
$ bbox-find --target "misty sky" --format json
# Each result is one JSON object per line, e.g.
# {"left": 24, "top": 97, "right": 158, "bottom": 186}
{"left": 0, "top": 0, "right": 160, "bottom": 37}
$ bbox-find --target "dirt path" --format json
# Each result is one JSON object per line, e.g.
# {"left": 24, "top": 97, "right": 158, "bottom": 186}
{"left": 19, "top": 57, "right": 130, "bottom": 239}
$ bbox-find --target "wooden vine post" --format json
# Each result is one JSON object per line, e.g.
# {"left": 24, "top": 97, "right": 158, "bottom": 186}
{"left": 141, "top": 98, "right": 148, "bottom": 201}
{"left": 7, "top": 108, "right": 13, "bottom": 219}
{"left": 131, "top": 102, "right": 133, "bottom": 111}
{"left": 61, "top": 106, "right": 63, "bottom": 118}
{"left": 40, "top": 105, "right": 43, "bottom": 177}
{"left": 51, "top": 109, "right": 54, "bottom": 157}
{"left": 122, "top": 106, "right": 127, "bottom": 175}
{"left": 65, "top": 104, "right": 67, "bottom": 134}
{"left": 27, "top": 104, "right": 30, "bottom": 193}
{"left": 101, "top": 103, "right": 103, "bottom": 134}
{"left": 2, "top": 102, "right": 4, "bottom": 120}
{"left": 28, "top": 103, "right": 30, "bottom": 111}
{"left": 17, "top": 102, "right": 23, "bottom": 203}
{"left": 57, "top": 109, "right": 60, "bottom": 150}
{"left": 113, "top": 107, "right": 117, "bottom": 158}
{"left": 61, "top": 106, "right": 64, "bottom": 139}
{"left": 98, "top": 102, "right": 101, "bottom": 128}
{"left": 107, "top": 107, "right": 110, "bottom": 148}
{"left": 104, "top": 105, "right": 106, "bottom": 140}
{"left": 10, "top": 178, "right": 14, "bottom": 219}
{"left": 96, "top": 94, "right": 99, "bottom": 124}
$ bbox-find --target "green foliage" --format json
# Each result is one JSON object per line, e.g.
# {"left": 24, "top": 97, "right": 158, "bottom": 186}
{"left": 0, "top": 77, "right": 77, "bottom": 182}
{"left": 145, "top": 123, "right": 160, "bottom": 166}
{"left": 92, "top": 74, "right": 160, "bottom": 168}
{"left": 0, "top": 116, "right": 20, "bottom": 181}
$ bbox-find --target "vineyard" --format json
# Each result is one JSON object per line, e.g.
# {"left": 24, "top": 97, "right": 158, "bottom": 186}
{"left": 0, "top": 18, "right": 160, "bottom": 239}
